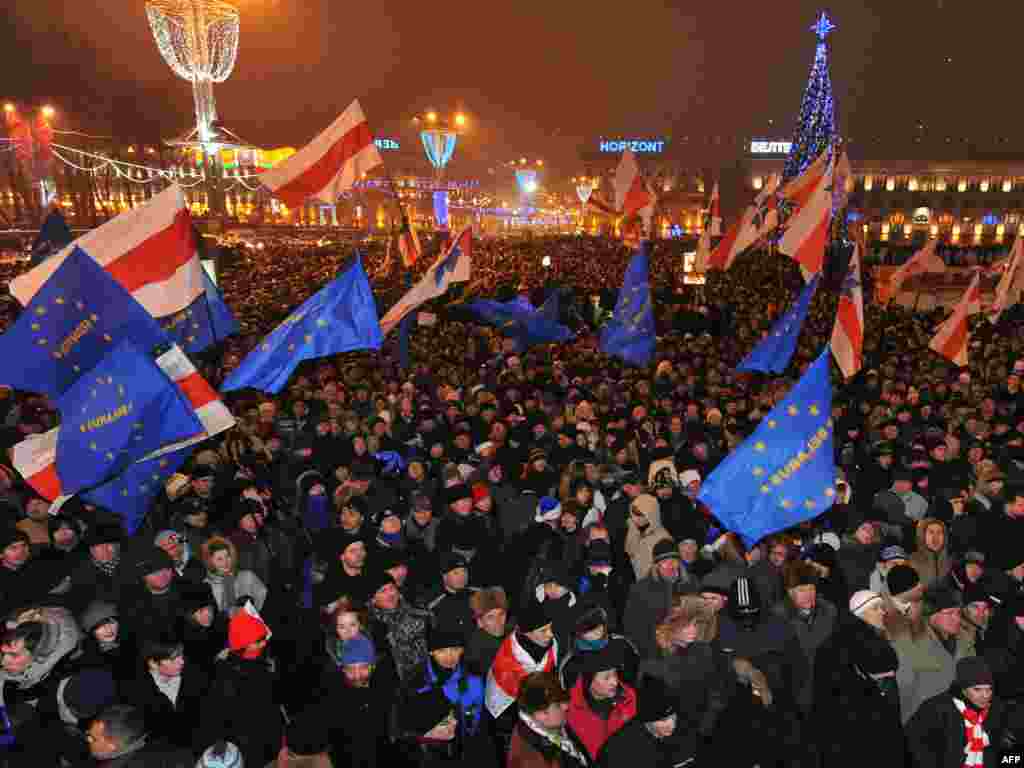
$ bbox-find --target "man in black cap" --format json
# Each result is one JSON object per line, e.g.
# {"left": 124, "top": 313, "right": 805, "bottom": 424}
{"left": 596, "top": 677, "right": 684, "bottom": 768}
{"left": 66, "top": 522, "right": 127, "bottom": 613}
{"left": 906, "top": 657, "right": 1010, "bottom": 768}
{"left": 0, "top": 526, "right": 66, "bottom": 617}
{"left": 425, "top": 552, "right": 478, "bottom": 636}
{"left": 120, "top": 546, "right": 183, "bottom": 645}
{"left": 624, "top": 538, "right": 691, "bottom": 659}
{"left": 315, "top": 532, "right": 371, "bottom": 609}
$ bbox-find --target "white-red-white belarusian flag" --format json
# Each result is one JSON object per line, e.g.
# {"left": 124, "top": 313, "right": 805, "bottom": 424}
{"left": 885, "top": 238, "right": 946, "bottom": 301}
{"left": 709, "top": 181, "right": 722, "bottom": 236}
{"left": 989, "top": 235, "right": 1024, "bottom": 323}
{"left": 260, "top": 99, "right": 382, "bottom": 207}
{"left": 10, "top": 344, "right": 234, "bottom": 502}
{"left": 779, "top": 156, "right": 833, "bottom": 277}
{"left": 10, "top": 185, "right": 203, "bottom": 319}
{"left": 831, "top": 242, "right": 864, "bottom": 379}
{"left": 778, "top": 149, "right": 831, "bottom": 211}
{"left": 614, "top": 149, "right": 653, "bottom": 222}
{"left": 929, "top": 271, "right": 982, "bottom": 367}
{"left": 707, "top": 175, "right": 780, "bottom": 271}
{"left": 694, "top": 228, "right": 711, "bottom": 273}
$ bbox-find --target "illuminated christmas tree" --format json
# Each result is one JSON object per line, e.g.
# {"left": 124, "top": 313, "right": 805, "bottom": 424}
{"left": 783, "top": 12, "right": 837, "bottom": 183}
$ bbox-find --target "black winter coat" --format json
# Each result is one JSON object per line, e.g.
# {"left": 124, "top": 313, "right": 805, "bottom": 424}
{"left": 596, "top": 718, "right": 688, "bottom": 768}
{"left": 906, "top": 689, "right": 1009, "bottom": 768}
{"left": 203, "top": 654, "right": 282, "bottom": 768}
{"left": 123, "top": 663, "right": 211, "bottom": 753}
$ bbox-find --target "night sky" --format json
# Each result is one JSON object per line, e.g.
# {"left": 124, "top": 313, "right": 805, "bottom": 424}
{"left": 5, "top": 0, "right": 1023, "bottom": 180}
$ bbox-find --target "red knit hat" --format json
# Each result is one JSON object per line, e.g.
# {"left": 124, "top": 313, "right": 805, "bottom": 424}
{"left": 228, "top": 604, "right": 270, "bottom": 655}
{"left": 471, "top": 483, "right": 490, "bottom": 503}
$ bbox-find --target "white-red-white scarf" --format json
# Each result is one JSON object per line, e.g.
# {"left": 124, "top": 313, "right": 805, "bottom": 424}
{"left": 952, "top": 697, "right": 989, "bottom": 767}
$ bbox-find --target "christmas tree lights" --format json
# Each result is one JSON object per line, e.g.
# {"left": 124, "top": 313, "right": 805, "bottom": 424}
{"left": 783, "top": 12, "right": 837, "bottom": 183}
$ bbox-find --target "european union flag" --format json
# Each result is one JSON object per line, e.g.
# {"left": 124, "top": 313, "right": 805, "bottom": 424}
{"left": 0, "top": 247, "right": 167, "bottom": 398}
{"left": 738, "top": 276, "right": 819, "bottom": 374}
{"left": 82, "top": 445, "right": 194, "bottom": 534}
{"left": 600, "top": 241, "right": 655, "bottom": 366}
{"left": 56, "top": 339, "right": 204, "bottom": 495}
{"left": 467, "top": 293, "right": 573, "bottom": 352}
{"left": 698, "top": 347, "right": 837, "bottom": 546}
{"left": 31, "top": 208, "right": 73, "bottom": 266}
{"left": 159, "top": 269, "right": 239, "bottom": 355}
{"left": 223, "top": 253, "right": 382, "bottom": 394}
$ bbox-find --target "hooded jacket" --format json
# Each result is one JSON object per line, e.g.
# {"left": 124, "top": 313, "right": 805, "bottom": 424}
{"left": 623, "top": 500, "right": 672, "bottom": 582}
{"left": 0, "top": 607, "right": 82, "bottom": 708}
{"left": 909, "top": 518, "right": 951, "bottom": 589}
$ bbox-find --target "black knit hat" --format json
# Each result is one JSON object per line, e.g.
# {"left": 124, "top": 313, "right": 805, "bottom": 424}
{"left": 886, "top": 564, "right": 920, "bottom": 598}
{"left": 636, "top": 677, "right": 676, "bottom": 723}
{"left": 955, "top": 657, "right": 994, "bottom": 689}
{"left": 365, "top": 570, "right": 396, "bottom": 600}
{"left": 573, "top": 604, "right": 609, "bottom": 636}
{"left": 402, "top": 688, "right": 454, "bottom": 736}
{"left": 0, "top": 526, "right": 28, "bottom": 551}
{"left": 923, "top": 585, "right": 962, "bottom": 618}
{"left": 84, "top": 523, "right": 123, "bottom": 548}
{"left": 445, "top": 484, "right": 472, "bottom": 506}
{"left": 517, "top": 599, "right": 553, "bottom": 633}
{"left": 179, "top": 581, "right": 217, "bottom": 616}
{"left": 428, "top": 627, "right": 466, "bottom": 652}
{"left": 136, "top": 546, "right": 175, "bottom": 577}
{"left": 438, "top": 552, "right": 468, "bottom": 576}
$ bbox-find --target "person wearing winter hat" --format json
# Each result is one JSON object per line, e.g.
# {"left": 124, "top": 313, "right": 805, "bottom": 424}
{"left": 884, "top": 564, "right": 926, "bottom": 639}
{"left": 623, "top": 537, "right": 688, "bottom": 659}
{"left": 535, "top": 496, "right": 562, "bottom": 525}
{"left": 119, "top": 545, "right": 182, "bottom": 645}
{"left": 155, "top": 529, "right": 204, "bottom": 584}
{"left": 178, "top": 580, "right": 226, "bottom": 677}
{"left": 565, "top": 643, "right": 637, "bottom": 760}
{"left": 868, "top": 544, "right": 910, "bottom": 597}
{"left": 86, "top": 704, "right": 194, "bottom": 766}
{"left": 465, "top": 587, "right": 508, "bottom": 677}
{"left": 906, "top": 656, "right": 1007, "bottom": 768}
{"left": 315, "top": 532, "right": 371, "bottom": 610}
{"left": 76, "top": 600, "right": 138, "bottom": 681}
{"left": 485, "top": 600, "right": 558, "bottom": 722}
{"left": 558, "top": 603, "right": 639, "bottom": 692}
{"left": 624, "top": 494, "right": 672, "bottom": 582}
{"left": 894, "top": 585, "right": 976, "bottom": 724}
{"left": 961, "top": 581, "right": 995, "bottom": 649}
{"left": 366, "top": 570, "right": 429, "bottom": 684}
{"left": 508, "top": 672, "right": 586, "bottom": 768}
{"left": 426, "top": 552, "right": 477, "bottom": 637}
{"left": 597, "top": 676, "right": 681, "bottom": 768}
{"left": 0, "top": 526, "right": 62, "bottom": 617}
{"left": 271, "top": 714, "right": 335, "bottom": 768}
{"left": 227, "top": 604, "right": 271, "bottom": 658}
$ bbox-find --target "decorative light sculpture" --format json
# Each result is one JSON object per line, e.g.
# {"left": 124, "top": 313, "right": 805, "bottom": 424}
{"left": 146, "top": 0, "right": 240, "bottom": 146}
{"left": 420, "top": 130, "right": 457, "bottom": 181}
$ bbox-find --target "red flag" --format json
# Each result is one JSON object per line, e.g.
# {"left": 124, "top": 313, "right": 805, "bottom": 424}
{"left": 884, "top": 239, "right": 946, "bottom": 301}
{"left": 397, "top": 215, "right": 421, "bottom": 268}
{"left": 260, "top": 100, "right": 382, "bottom": 207}
{"left": 778, "top": 149, "right": 830, "bottom": 211}
{"left": 929, "top": 272, "right": 982, "bottom": 367}
{"left": 831, "top": 242, "right": 864, "bottom": 378}
{"left": 779, "top": 157, "right": 833, "bottom": 277}
{"left": 614, "top": 149, "right": 653, "bottom": 221}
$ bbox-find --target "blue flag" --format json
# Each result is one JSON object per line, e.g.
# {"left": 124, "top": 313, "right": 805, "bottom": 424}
{"left": 600, "top": 242, "right": 655, "bottom": 366}
{"left": 698, "top": 347, "right": 837, "bottom": 546}
{"left": 55, "top": 339, "right": 204, "bottom": 495}
{"left": 466, "top": 293, "right": 573, "bottom": 352}
{"left": 738, "top": 276, "right": 819, "bottom": 374}
{"left": 223, "top": 254, "right": 383, "bottom": 394}
{"left": 159, "top": 269, "right": 239, "bottom": 355}
{"left": 0, "top": 247, "right": 168, "bottom": 398}
{"left": 31, "top": 208, "right": 73, "bottom": 266}
{"left": 82, "top": 445, "right": 194, "bottom": 534}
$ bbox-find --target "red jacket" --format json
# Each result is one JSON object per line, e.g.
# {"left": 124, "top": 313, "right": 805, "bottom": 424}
{"left": 566, "top": 677, "right": 637, "bottom": 760}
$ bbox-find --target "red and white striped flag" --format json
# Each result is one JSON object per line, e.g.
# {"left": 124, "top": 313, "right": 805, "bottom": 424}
{"left": 260, "top": 99, "right": 382, "bottom": 208}
{"left": 708, "top": 176, "right": 779, "bottom": 271}
{"left": 779, "top": 156, "right": 833, "bottom": 277}
{"left": 614, "top": 149, "right": 653, "bottom": 222}
{"left": 10, "top": 185, "right": 203, "bottom": 319}
{"left": 10, "top": 344, "right": 234, "bottom": 502}
{"left": 831, "top": 242, "right": 864, "bottom": 378}
{"left": 885, "top": 238, "right": 946, "bottom": 301}
{"left": 929, "top": 271, "right": 982, "bottom": 367}
{"left": 778, "top": 149, "right": 830, "bottom": 211}
{"left": 708, "top": 182, "right": 722, "bottom": 236}
{"left": 989, "top": 235, "right": 1024, "bottom": 323}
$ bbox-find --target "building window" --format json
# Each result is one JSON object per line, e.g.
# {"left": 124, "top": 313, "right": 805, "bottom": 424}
{"left": 908, "top": 177, "right": 918, "bottom": 192}
{"left": 980, "top": 180, "right": 990, "bottom": 193}
{"left": 886, "top": 177, "right": 896, "bottom": 192}
{"left": 935, "top": 177, "right": 947, "bottom": 192}
{"left": 864, "top": 175, "right": 873, "bottom": 191}
{"left": 958, "top": 179, "right": 968, "bottom": 192}
{"left": 1004, "top": 180, "right": 1013, "bottom": 193}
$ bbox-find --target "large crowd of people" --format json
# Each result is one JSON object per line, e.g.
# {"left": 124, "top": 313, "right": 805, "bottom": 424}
{"left": 0, "top": 232, "right": 1023, "bottom": 768}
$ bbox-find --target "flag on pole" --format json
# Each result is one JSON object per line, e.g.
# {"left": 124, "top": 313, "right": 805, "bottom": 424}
{"left": 614, "top": 149, "right": 653, "bottom": 222}
{"left": 779, "top": 156, "right": 833, "bottom": 277}
{"left": 11, "top": 184, "right": 203, "bottom": 319}
{"left": 600, "top": 241, "right": 655, "bottom": 366}
{"left": 830, "top": 242, "right": 864, "bottom": 379}
{"left": 708, "top": 175, "right": 779, "bottom": 271}
{"left": 694, "top": 228, "right": 711, "bottom": 273}
{"left": 929, "top": 271, "right": 982, "bottom": 367}
{"left": 466, "top": 292, "right": 573, "bottom": 352}
{"left": 397, "top": 214, "right": 422, "bottom": 269}
{"left": 379, "top": 226, "right": 473, "bottom": 336}
{"left": 885, "top": 239, "right": 946, "bottom": 301}
{"left": 738, "top": 276, "right": 820, "bottom": 374}
{"left": 698, "top": 347, "right": 836, "bottom": 547}
{"left": 708, "top": 182, "right": 722, "bottom": 236}
{"left": 159, "top": 269, "right": 239, "bottom": 355}
{"left": 989, "top": 236, "right": 1024, "bottom": 323}
{"left": 259, "top": 99, "right": 382, "bottom": 208}
{"left": 222, "top": 254, "right": 383, "bottom": 394}
{"left": 31, "top": 207, "right": 73, "bottom": 266}
{"left": 778, "top": 149, "right": 830, "bottom": 211}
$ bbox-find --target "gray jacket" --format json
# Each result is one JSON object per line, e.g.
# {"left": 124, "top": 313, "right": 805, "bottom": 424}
{"left": 0, "top": 606, "right": 82, "bottom": 707}
{"left": 771, "top": 596, "right": 838, "bottom": 713}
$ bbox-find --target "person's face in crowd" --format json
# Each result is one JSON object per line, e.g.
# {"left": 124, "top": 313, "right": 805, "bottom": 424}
{"left": 673, "top": 619, "right": 700, "bottom": 647}
{"left": 965, "top": 561, "right": 984, "bottom": 582}
{"left": 678, "top": 540, "right": 698, "bottom": 563}
{"left": 380, "top": 515, "right": 402, "bottom": 538}
{"left": 1008, "top": 374, "right": 1021, "bottom": 393}
{"left": 574, "top": 485, "right": 593, "bottom": 508}
{"left": 192, "top": 606, "right": 214, "bottom": 627}
{"left": 292, "top": 401, "right": 307, "bottom": 420}
{"left": 341, "top": 541, "right": 367, "bottom": 572}
{"left": 412, "top": 503, "right": 433, "bottom": 527}
{"left": 52, "top": 524, "right": 75, "bottom": 547}
{"left": 1010, "top": 562, "right": 1024, "bottom": 582}
{"left": 893, "top": 478, "right": 912, "bottom": 494}
{"left": 444, "top": 566, "right": 469, "bottom": 593}
{"left": 854, "top": 522, "right": 877, "bottom": 546}
{"left": 930, "top": 443, "right": 947, "bottom": 462}
{"left": 407, "top": 462, "right": 426, "bottom": 483}
{"left": 2, "top": 539, "right": 29, "bottom": 569}
{"left": 86, "top": 719, "right": 121, "bottom": 759}
{"left": 966, "top": 447, "right": 983, "bottom": 470}
{"left": 896, "top": 410, "right": 912, "bottom": 424}
{"left": 982, "top": 398, "right": 996, "bottom": 419}
{"left": 490, "top": 423, "right": 507, "bottom": 443}
{"left": 431, "top": 646, "right": 464, "bottom": 670}
{"left": 859, "top": 600, "right": 887, "bottom": 629}
{"left": 769, "top": 544, "right": 788, "bottom": 568}
{"left": 145, "top": 568, "right": 174, "bottom": 593}
{"left": 373, "top": 421, "right": 389, "bottom": 438}
{"left": 526, "top": 622, "right": 555, "bottom": 647}
{"left": 615, "top": 449, "right": 630, "bottom": 467}
{"left": 352, "top": 436, "right": 367, "bottom": 456}
{"left": 451, "top": 497, "right": 474, "bottom": 517}
{"left": 930, "top": 606, "right": 962, "bottom": 637}
{"left": 478, "top": 608, "right": 507, "bottom": 638}
{"left": 90, "top": 542, "right": 117, "bottom": 564}
{"left": 790, "top": 584, "right": 817, "bottom": 611}
{"left": 964, "top": 684, "right": 993, "bottom": 711}
{"left": 1007, "top": 493, "right": 1024, "bottom": 519}
{"left": 92, "top": 617, "right": 119, "bottom": 643}
{"left": 340, "top": 505, "right": 363, "bottom": 532}
{"left": 210, "top": 548, "right": 233, "bottom": 575}
{"left": 877, "top": 453, "right": 894, "bottom": 469}
{"left": 343, "top": 662, "right": 373, "bottom": 688}
{"left": 966, "top": 601, "right": 991, "bottom": 628}
{"left": 543, "top": 580, "right": 568, "bottom": 600}
{"left": 924, "top": 523, "right": 945, "bottom": 552}
{"left": 25, "top": 498, "right": 49, "bottom": 522}
{"left": 399, "top": 398, "right": 413, "bottom": 418}
{"left": 158, "top": 533, "right": 183, "bottom": 562}
{"left": 239, "top": 511, "right": 263, "bottom": 534}
{"left": 883, "top": 424, "right": 900, "bottom": 441}
{"left": 589, "top": 668, "right": 619, "bottom": 700}
{"left": 193, "top": 477, "right": 214, "bottom": 498}
{"left": 656, "top": 557, "right": 680, "bottom": 581}
{"left": 989, "top": 478, "right": 1005, "bottom": 499}
{"left": 533, "top": 700, "right": 569, "bottom": 731}
{"left": 373, "top": 583, "right": 400, "bottom": 611}
{"left": 692, "top": 443, "right": 708, "bottom": 461}
{"left": 150, "top": 651, "right": 185, "bottom": 679}
{"left": 701, "top": 592, "right": 726, "bottom": 614}
{"left": 336, "top": 610, "right": 362, "bottom": 642}
{"left": 430, "top": 443, "right": 445, "bottom": 460}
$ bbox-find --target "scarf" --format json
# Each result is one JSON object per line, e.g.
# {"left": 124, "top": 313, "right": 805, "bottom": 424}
{"left": 93, "top": 553, "right": 120, "bottom": 576}
{"left": 519, "top": 711, "right": 588, "bottom": 766}
{"left": 952, "top": 697, "right": 989, "bottom": 767}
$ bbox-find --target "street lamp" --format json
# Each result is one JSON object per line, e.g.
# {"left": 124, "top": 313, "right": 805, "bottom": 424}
{"left": 415, "top": 108, "right": 469, "bottom": 231}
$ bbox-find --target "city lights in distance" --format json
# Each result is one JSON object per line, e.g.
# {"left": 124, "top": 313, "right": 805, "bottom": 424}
{"left": 454, "top": 113, "right": 466, "bottom": 127}
{"left": 41, "top": 105, "right": 55, "bottom": 119}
